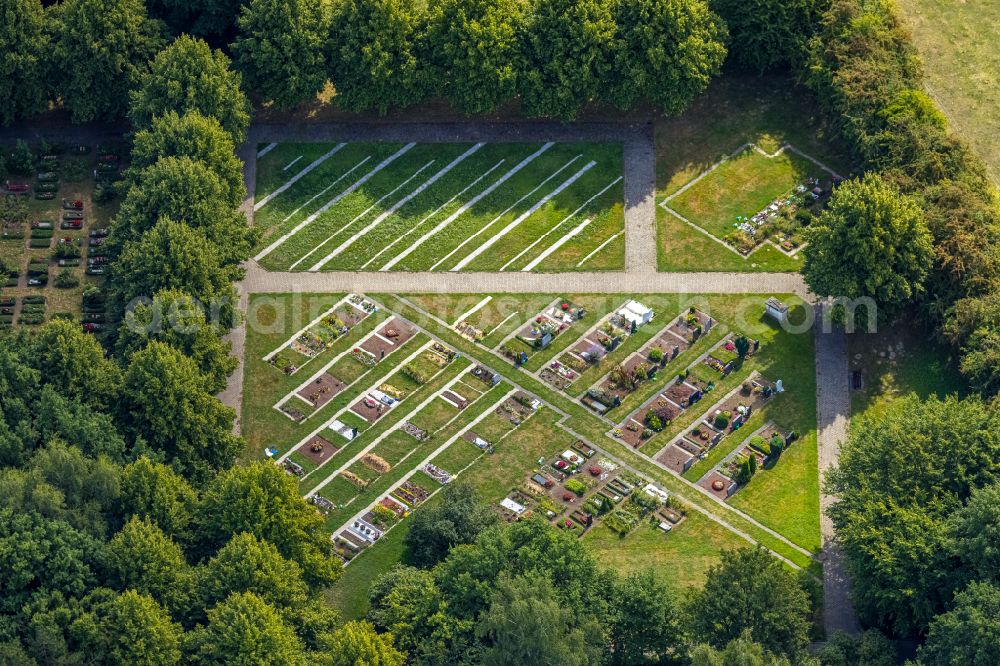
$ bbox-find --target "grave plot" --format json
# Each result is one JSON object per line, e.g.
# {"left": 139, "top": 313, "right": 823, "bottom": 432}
{"left": 707, "top": 422, "right": 799, "bottom": 499}
{"left": 662, "top": 144, "right": 839, "bottom": 256}
{"left": 292, "top": 434, "right": 341, "bottom": 468}
{"left": 699, "top": 470, "right": 736, "bottom": 500}
{"left": 495, "top": 299, "right": 586, "bottom": 365}
{"left": 275, "top": 318, "right": 423, "bottom": 423}
{"left": 330, "top": 388, "right": 521, "bottom": 560}
{"left": 252, "top": 141, "right": 624, "bottom": 273}
{"left": 358, "top": 317, "right": 418, "bottom": 361}
{"left": 650, "top": 374, "right": 777, "bottom": 473}
{"left": 666, "top": 307, "right": 716, "bottom": 346}
{"left": 276, "top": 339, "right": 457, "bottom": 478}
{"left": 614, "top": 335, "right": 765, "bottom": 453}
{"left": 265, "top": 294, "right": 377, "bottom": 375}
{"left": 537, "top": 304, "right": 632, "bottom": 391}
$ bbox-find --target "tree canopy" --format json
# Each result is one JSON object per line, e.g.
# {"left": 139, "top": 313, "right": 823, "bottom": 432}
{"left": 710, "top": 0, "right": 825, "bottom": 73}
{"left": 129, "top": 35, "right": 251, "bottom": 143}
{"left": 918, "top": 582, "right": 1000, "bottom": 666}
{"left": 802, "top": 173, "right": 934, "bottom": 324}
{"left": 49, "top": 0, "right": 165, "bottom": 122}
{"left": 232, "top": 0, "right": 329, "bottom": 109}
{"left": 518, "top": 0, "right": 616, "bottom": 120}
{"left": 420, "top": 0, "right": 526, "bottom": 115}
{"left": 611, "top": 0, "right": 727, "bottom": 113}
{"left": 110, "top": 218, "right": 239, "bottom": 328}
{"left": 689, "top": 547, "right": 812, "bottom": 659}
{"left": 327, "top": 0, "right": 426, "bottom": 114}
{"left": 129, "top": 111, "right": 246, "bottom": 206}
{"left": 120, "top": 340, "right": 242, "bottom": 483}
{"left": 403, "top": 481, "right": 499, "bottom": 568}
{"left": 827, "top": 393, "right": 1000, "bottom": 635}
{"left": 0, "top": 0, "right": 50, "bottom": 126}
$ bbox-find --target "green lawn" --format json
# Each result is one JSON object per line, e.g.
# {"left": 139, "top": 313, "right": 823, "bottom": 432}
{"left": 253, "top": 141, "right": 625, "bottom": 273}
{"left": 667, "top": 147, "right": 815, "bottom": 240}
{"left": 848, "top": 319, "right": 968, "bottom": 419}
{"left": 897, "top": 0, "right": 1000, "bottom": 182}
{"left": 654, "top": 73, "right": 854, "bottom": 271}
{"left": 583, "top": 511, "right": 748, "bottom": 594}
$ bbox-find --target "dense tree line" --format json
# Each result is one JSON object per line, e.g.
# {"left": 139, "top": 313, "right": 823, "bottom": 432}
{"left": 1, "top": 0, "right": 727, "bottom": 124}
{"left": 370, "top": 482, "right": 829, "bottom": 665}
{"left": 822, "top": 394, "right": 1000, "bottom": 662}
{"left": 0, "top": 322, "right": 396, "bottom": 663}
{"left": 797, "top": 0, "right": 1000, "bottom": 394}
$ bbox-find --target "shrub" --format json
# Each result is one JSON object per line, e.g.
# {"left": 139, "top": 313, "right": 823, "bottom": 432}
{"left": 54, "top": 269, "right": 80, "bottom": 288}
{"left": 645, "top": 413, "right": 663, "bottom": 431}
{"left": 564, "top": 478, "right": 587, "bottom": 496}
{"left": 749, "top": 435, "right": 770, "bottom": 456}
{"left": 714, "top": 411, "right": 731, "bottom": 429}
{"left": 8, "top": 140, "right": 33, "bottom": 174}
{"left": 648, "top": 347, "right": 664, "bottom": 364}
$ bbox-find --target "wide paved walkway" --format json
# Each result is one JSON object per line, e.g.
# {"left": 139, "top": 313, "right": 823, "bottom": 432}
{"left": 239, "top": 263, "right": 810, "bottom": 297}
{"left": 815, "top": 303, "right": 861, "bottom": 635}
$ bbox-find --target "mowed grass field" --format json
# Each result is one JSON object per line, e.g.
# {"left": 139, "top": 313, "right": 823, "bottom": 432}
{"left": 897, "top": 0, "right": 1000, "bottom": 182}
{"left": 654, "top": 74, "right": 853, "bottom": 272}
{"left": 666, "top": 147, "right": 816, "bottom": 240}
{"left": 252, "top": 141, "right": 625, "bottom": 272}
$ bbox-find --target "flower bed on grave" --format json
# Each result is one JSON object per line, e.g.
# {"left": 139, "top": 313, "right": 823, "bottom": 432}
{"left": 361, "top": 454, "right": 391, "bottom": 474}
{"left": 340, "top": 470, "right": 368, "bottom": 489}
{"left": 394, "top": 480, "right": 432, "bottom": 505}
{"left": 721, "top": 176, "right": 832, "bottom": 255}
{"left": 668, "top": 308, "right": 714, "bottom": 344}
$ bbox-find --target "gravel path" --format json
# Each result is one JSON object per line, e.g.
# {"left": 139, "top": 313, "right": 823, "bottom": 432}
{"left": 815, "top": 303, "right": 861, "bottom": 635}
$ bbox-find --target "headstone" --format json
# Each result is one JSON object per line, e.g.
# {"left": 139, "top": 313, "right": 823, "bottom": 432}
{"left": 775, "top": 379, "right": 784, "bottom": 393}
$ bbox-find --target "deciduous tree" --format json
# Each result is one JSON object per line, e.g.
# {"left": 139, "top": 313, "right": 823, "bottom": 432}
{"left": 403, "top": 481, "right": 498, "bottom": 568}
{"left": 198, "top": 532, "right": 309, "bottom": 613}
{"left": 611, "top": 0, "right": 727, "bottom": 113}
{"left": 689, "top": 547, "right": 812, "bottom": 659}
{"left": 111, "top": 218, "right": 240, "bottom": 328}
{"left": 606, "top": 569, "right": 682, "bottom": 664}
{"left": 104, "top": 517, "right": 196, "bottom": 618}
{"left": 918, "top": 582, "right": 1000, "bottom": 666}
{"left": 119, "top": 457, "right": 199, "bottom": 544}
{"left": 112, "top": 156, "right": 254, "bottom": 266}
{"left": 0, "top": 0, "right": 50, "bottom": 126}
{"left": 184, "top": 592, "right": 305, "bottom": 665}
{"left": 129, "top": 35, "right": 251, "bottom": 143}
{"left": 116, "top": 289, "right": 237, "bottom": 395}
{"left": 195, "top": 463, "right": 341, "bottom": 588}
{"left": 80, "top": 590, "right": 183, "bottom": 666}
{"left": 232, "top": 0, "right": 328, "bottom": 109}
{"left": 129, "top": 111, "right": 246, "bottom": 206}
{"left": 477, "top": 573, "right": 594, "bottom": 666}
{"left": 120, "top": 340, "right": 241, "bottom": 483}
{"left": 518, "top": 0, "right": 615, "bottom": 119}
{"left": 710, "top": 0, "right": 825, "bottom": 73}
{"left": 420, "top": 0, "right": 526, "bottom": 115}
{"left": 802, "top": 174, "right": 934, "bottom": 324}
{"left": 327, "top": 0, "right": 426, "bottom": 113}
{"left": 324, "top": 620, "right": 406, "bottom": 666}
{"left": 49, "top": 0, "right": 164, "bottom": 122}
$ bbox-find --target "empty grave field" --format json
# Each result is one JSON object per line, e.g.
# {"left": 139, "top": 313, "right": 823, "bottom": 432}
{"left": 252, "top": 141, "right": 624, "bottom": 272}
{"left": 663, "top": 145, "right": 837, "bottom": 260}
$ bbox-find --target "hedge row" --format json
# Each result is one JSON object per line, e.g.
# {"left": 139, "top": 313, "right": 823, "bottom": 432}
{"left": 803, "top": 0, "right": 1000, "bottom": 394}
